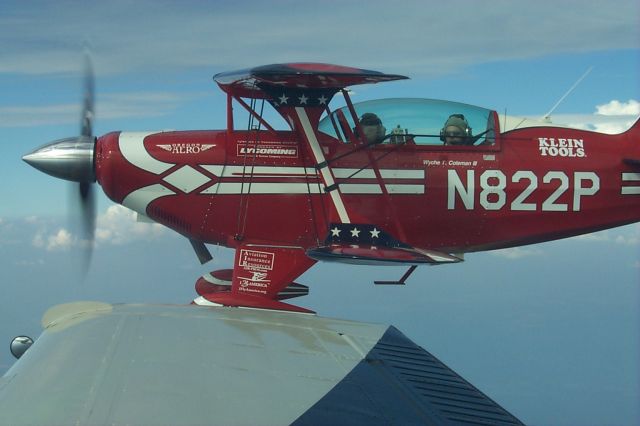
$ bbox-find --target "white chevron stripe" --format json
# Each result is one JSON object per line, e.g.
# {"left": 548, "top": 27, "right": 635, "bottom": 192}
{"left": 122, "top": 184, "right": 176, "bottom": 215}
{"left": 119, "top": 132, "right": 174, "bottom": 175}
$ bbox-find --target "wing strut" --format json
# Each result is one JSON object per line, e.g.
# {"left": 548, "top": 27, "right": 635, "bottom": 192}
{"left": 189, "top": 239, "right": 213, "bottom": 264}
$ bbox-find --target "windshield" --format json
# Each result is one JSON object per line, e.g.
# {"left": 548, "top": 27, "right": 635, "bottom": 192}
{"left": 319, "top": 98, "right": 497, "bottom": 146}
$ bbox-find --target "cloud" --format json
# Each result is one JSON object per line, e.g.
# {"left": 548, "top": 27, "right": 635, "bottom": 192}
{"left": 596, "top": 100, "right": 640, "bottom": 116}
{"left": 613, "top": 225, "right": 640, "bottom": 246}
{"left": 98, "top": 92, "right": 205, "bottom": 120}
{"left": 0, "top": 92, "right": 202, "bottom": 128}
{"left": 615, "top": 235, "right": 639, "bottom": 246}
{"left": 24, "top": 216, "right": 39, "bottom": 224}
{"left": 14, "top": 259, "right": 45, "bottom": 267}
{"left": 33, "top": 228, "right": 74, "bottom": 251}
{"left": 28, "top": 205, "right": 166, "bottom": 250}
{"left": 491, "top": 246, "right": 543, "bottom": 259}
{"left": 546, "top": 99, "right": 640, "bottom": 134}
{"left": 574, "top": 225, "right": 640, "bottom": 246}
{"left": 587, "top": 100, "right": 640, "bottom": 133}
{"left": 0, "top": 1, "right": 637, "bottom": 77}
{"left": 0, "top": 104, "right": 79, "bottom": 128}
{"left": 95, "top": 204, "right": 166, "bottom": 245}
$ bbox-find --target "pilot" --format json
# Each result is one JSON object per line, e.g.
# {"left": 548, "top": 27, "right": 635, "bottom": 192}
{"left": 440, "top": 114, "right": 473, "bottom": 146}
{"left": 358, "top": 112, "right": 386, "bottom": 144}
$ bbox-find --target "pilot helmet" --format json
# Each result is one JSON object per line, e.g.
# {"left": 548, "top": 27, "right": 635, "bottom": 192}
{"left": 440, "top": 114, "right": 472, "bottom": 141}
{"left": 359, "top": 113, "right": 385, "bottom": 144}
{"left": 360, "top": 112, "right": 382, "bottom": 126}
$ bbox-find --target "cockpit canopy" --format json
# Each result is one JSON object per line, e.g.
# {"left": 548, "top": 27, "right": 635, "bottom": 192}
{"left": 319, "top": 98, "right": 498, "bottom": 146}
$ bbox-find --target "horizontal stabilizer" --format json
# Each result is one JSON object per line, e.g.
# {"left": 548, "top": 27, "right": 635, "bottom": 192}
{"left": 202, "top": 292, "right": 315, "bottom": 314}
{"left": 196, "top": 270, "right": 309, "bottom": 301}
{"left": 195, "top": 269, "right": 232, "bottom": 297}
{"left": 276, "top": 282, "right": 309, "bottom": 300}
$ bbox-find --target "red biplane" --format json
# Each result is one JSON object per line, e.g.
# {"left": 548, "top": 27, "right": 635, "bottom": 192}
{"left": 23, "top": 62, "right": 640, "bottom": 313}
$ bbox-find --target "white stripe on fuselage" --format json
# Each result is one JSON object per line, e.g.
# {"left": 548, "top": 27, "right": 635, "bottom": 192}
{"left": 119, "top": 132, "right": 174, "bottom": 174}
{"left": 122, "top": 184, "right": 176, "bottom": 215}
{"left": 621, "top": 173, "right": 640, "bottom": 195}
{"left": 201, "top": 165, "right": 318, "bottom": 178}
{"left": 118, "top": 130, "right": 424, "bottom": 202}
{"left": 201, "top": 182, "right": 322, "bottom": 195}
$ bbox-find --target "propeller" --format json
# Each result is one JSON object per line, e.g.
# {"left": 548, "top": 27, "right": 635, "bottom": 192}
{"left": 22, "top": 52, "right": 97, "bottom": 275}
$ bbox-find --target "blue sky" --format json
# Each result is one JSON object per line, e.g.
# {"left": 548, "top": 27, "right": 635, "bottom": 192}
{"left": 1, "top": 1, "right": 639, "bottom": 424}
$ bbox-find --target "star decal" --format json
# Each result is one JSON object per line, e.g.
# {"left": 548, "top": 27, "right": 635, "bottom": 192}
{"left": 278, "top": 93, "right": 289, "bottom": 105}
{"left": 370, "top": 228, "right": 380, "bottom": 238}
{"left": 318, "top": 94, "right": 328, "bottom": 105}
{"left": 350, "top": 227, "right": 361, "bottom": 238}
{"left": 331, "top": 227, "right": 341, "bottom": 237}
{"left": 298, "top": 94, "right": 308, "bottom": 105}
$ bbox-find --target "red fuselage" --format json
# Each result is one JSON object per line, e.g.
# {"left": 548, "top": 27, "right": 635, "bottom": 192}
{"left": 94, "top": 125, "right": 640, "bottom": 254}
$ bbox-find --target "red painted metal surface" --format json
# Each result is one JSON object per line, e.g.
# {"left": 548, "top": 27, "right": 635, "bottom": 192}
{"left": 90, "top": 63, "right": 640, "bottom": 311}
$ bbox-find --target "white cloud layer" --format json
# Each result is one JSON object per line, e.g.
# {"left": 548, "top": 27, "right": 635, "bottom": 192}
{"left": 29, "top": 205, "right": 166, "bottom": 251}
{"left": 32, "top": 228, "right": 73, "bottom": 251}
{"left": 574, "top": 225, "right": 640, "bottom": 246}
{"left": 95, "top": 205, "right": 166, "bottom": 245}
{"left": 0, "top": 1, "right": 637, "bottom": 77}
{"left": 596, "top": 100, "right": 640, "bottom": 116}
{"left": 0, "top": 92, "right": 202, "bottom": 128}
{"left": 492, "top": 225, "right": 639, "bottom": 260}
{"left": 542, "top": 99, "right": 640, "bottom": 134}
{"left": 490, "top": 246, "right": 543, "bottom": 260}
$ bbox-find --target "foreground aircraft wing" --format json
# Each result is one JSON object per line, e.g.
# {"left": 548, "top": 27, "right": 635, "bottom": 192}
{"left": 0, "top": 302, "right": 523, "bottom": 425}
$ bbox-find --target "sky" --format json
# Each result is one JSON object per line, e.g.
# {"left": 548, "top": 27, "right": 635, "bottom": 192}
{"left": 1, "top": 0, "right": 639, "bottom": 424}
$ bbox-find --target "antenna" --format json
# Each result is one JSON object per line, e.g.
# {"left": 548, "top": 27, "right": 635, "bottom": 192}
{"left": 543, "top": 66, "right": 593, "bottom": 122}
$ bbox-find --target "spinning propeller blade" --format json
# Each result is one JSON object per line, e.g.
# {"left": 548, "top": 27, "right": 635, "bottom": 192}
{"left": 22, "top": 51, "right": 97, "bottom": 276}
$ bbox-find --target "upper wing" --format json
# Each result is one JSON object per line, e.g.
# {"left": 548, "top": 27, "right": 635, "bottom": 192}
{"left": 214, "top": 63, "right": 408, "bottom": 99}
